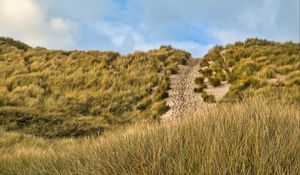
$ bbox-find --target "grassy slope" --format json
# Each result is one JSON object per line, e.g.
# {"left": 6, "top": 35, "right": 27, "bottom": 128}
{"left": 195, "top": 38, "right": 300, "bottom": 104}
{"left": 0, "top": 97, "right": 299, "bottom": 175}
{"left": 0, "top": 38, "right": 191, "bottom": 137}
{"left": 1, "top": 38, "right": 299, "bottom": 174}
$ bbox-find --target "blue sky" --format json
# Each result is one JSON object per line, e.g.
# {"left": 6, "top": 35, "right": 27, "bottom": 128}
{"left": 0, "top": 0, "right": 299, "bottom": 56}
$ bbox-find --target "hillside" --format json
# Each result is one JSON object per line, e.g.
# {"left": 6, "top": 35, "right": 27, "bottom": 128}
{"left": 195, "top": 38, "right": 300, "bottom": 104}
{"left": 0, "top": 38, "right": 299, "bottom": 174}
{"left": 0, "top": 37, "right": 191, "bottom": 137}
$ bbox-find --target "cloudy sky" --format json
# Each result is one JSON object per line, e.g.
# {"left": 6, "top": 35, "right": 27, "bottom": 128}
{"left": 0, "top": 0, "right": 299, "bottom": 56}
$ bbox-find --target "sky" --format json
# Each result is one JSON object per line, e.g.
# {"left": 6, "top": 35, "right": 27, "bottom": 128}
{"left": 0, "top": 0, "right": 299, "bottom": 57}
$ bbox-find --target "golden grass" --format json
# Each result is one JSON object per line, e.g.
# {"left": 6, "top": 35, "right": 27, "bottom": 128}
{"left": 0, "top": 38, "right": 190, "bottom": 137}
{"left": 0, "top": 96, "right": 299, "bottom": 175}
{"left": 197, "top": 38, "right": 300, "bottom": 104}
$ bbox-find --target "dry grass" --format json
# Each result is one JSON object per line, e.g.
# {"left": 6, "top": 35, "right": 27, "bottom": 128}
{"left": 197, "top": 38, "right": 300, "bottom": 104}
{"left": 0, "top": 38, "right": 190, "bottom": 137}
{"left": 0, "top": 96, "right": 299, "bottom": 175}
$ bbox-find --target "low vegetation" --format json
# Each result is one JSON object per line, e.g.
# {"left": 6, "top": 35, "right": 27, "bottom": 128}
{"left": 195, "top": 38, "right": 300, "bottom": 104}
{"left": 1, "top": 37, "right": 299, "bottom": 174}
{"left": 0, "top": 96, "right": 299, "bottom": 175}
{"left": 0, "top": 38, "right": 191, "bottom": 137}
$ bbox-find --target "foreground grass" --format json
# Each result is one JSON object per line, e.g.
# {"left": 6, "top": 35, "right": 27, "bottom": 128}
{"left": 1, "top": 97, "right": 299, "bottom": 175}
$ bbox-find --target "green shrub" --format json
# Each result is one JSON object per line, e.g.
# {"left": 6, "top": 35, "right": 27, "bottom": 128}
{"left": 166, "top": 55, "right": 188, "bottom": 65}
{"left": 136, "top": 98, "right": 152, "bottom": 111}
{"left": 258, "top": 66, "right": 277, "bottom": 79}
{"left": 150, "top": 101, "right": 170, "bottom": 119}
{"left": 165, "top": 63, "right": 178, "bottom": 74}
{"left": 217, "top": 71, "right": 227, "bottom": 81}
{"left": 202, "top": 68, "right": 213, "bottom": 77}
{"left": 201, "top": 91, "right": 216, "bottom": 103}
{"left": 199, "top": 60, "right": 209, "bottom": 67}
{"left": 194, "top": 84, "right": 207, "bottom": 93}
{"left": 153, "top": 88, "right": 169, "bottom": 101}
{"left": 235, "top": 77, "right": 262, "bottom": 90}
{"left": 195, "top": 77, "right": 204, "bottom": 85}
{"left": 237, "top": 60, "right": 260, "bottom": 76}
{"left": 226, "top": 59, "right": 235, "bottom": 67}
{"left": 209, "top": 77, "right": 221, "bottom": 87}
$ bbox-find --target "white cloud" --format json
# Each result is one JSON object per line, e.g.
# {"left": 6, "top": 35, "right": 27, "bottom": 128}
{"left": 94, "top": 21, "right": 212, "bottom": 57}
{"left": 51, "top": 18, "right": 68, "bottom": 31}
{"left": 95, "top": 22, "right": 131, "bottom": 47}
{"left": 213, "top": 30, "right": 249, "bottom": 45}
{"left": 0, "top": 0, "right": 77, "bottom": 48}
{"left": 126, "top": 0, "right": 299, "bottom": 44}
{"left": 1, "top": 0, "right": 298, "bottom": 55}
{"left": 170, "top": 42, "right": 214, "bottom": 57}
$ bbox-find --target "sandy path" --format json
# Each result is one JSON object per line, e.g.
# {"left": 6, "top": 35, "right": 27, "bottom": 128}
{"left": 160, "top": 59, "right": 209, "bottom": 121}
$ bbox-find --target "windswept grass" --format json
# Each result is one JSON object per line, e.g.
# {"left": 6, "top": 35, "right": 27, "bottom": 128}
{"left": 0, "top": 38, "right": 191, "bottom": 137}
{"left": 196, "top": 38, "right": 300, "bottom": 104}
{"left": 0, "top": 97, "right": 299, "bottom": 175}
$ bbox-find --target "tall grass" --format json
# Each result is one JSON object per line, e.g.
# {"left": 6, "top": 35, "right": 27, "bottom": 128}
{"left": 0, "top": 38, "right": 190, "bottom": 137}
{"left": 197, "top": 38, "right": 300, "bottom": 104}
{"left": 1, "top": 97, "right": 299, "bottom": 175}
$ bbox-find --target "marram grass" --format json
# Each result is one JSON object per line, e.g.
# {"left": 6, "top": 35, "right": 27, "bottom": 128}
{"left": 0, "top": 96, "right": 299, "bottom": 175}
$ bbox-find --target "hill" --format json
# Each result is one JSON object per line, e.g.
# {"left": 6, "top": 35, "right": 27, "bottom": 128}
{"left": 195, "top": 38, "right": 300, "bottom": 104}
{"left": 0, "top": 38, "right": 299, "bottom": 174}
{"left": 0, "top": 37, "right": 191, "bottom": 137}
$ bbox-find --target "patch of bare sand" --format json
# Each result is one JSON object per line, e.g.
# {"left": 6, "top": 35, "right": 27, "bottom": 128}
{"left": 205, "top": 81, "right": 231, "bottom": 101}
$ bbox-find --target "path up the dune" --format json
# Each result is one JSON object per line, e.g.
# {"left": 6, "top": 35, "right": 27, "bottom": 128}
{"left": 161, "top": 59, "right": 209, "bottom": 121}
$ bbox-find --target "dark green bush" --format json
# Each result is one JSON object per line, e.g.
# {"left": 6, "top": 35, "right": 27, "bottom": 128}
{"left": 217, "top": 72, "right": 227, "bottom": 81}
{"left": 202, "top": 68, "right": 213, "bottom": 77}
{"left": 136, "top": 98, "right": 152, "bottom": 111}
{"left": 194, "top": 84, "right": 207, "bottom": 93}
{"left": 195, "top": 77, "right": 205, "bottom": 85}
{"left": 201, "top": 91, "right": 216, "bottom": 103}
{"left": 227, "top": 59, "right": 235, "bottom": 67}
{"left": 209, "top": 77, "right": 221, "bottom": 87}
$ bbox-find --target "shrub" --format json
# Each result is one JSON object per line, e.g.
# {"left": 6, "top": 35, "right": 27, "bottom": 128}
{"left": 165, "top": 63, "right": 178, "bottom": 74}
{"left": 236, "top": 77, "right": 262, "bottom": 90}
{"left": 195, "top": 77, "right": 204, "bottom": 85}
{"left": 136, "top": 98, "right": 152, "bottom": 111}
{"left": 194, "top": 84, "right": 207, "bottom": 93}
{"left": 201, "top": 91, "right": 216, "bottom": 103}
{"left": 166, "top": 55, "right": 187, "bottom": 65}
{"left": 258, "top": 66, "right": 277, "bottom": 79}
{"left": 153, "top": 88, "right": 169, "bottom": 101}
{"left": 217, "top": 71, "right": 227, "bottom": 81}
{"left": 226, "top": 59, "right": 235, "bottom": 67}
{"left": 150, "top": 101, "right": 170, "bottom": 119}
{"left": 200, "top": 60, "right": 210, "bottom": 67}
{"left": 238, "top": 60, "right": 260, "bottom": 76}
{"left": 209, "top": 77, "right": 221, "bottom": 87}
{"left": 202, "top": 68, "right": 213, "bottom": 77}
